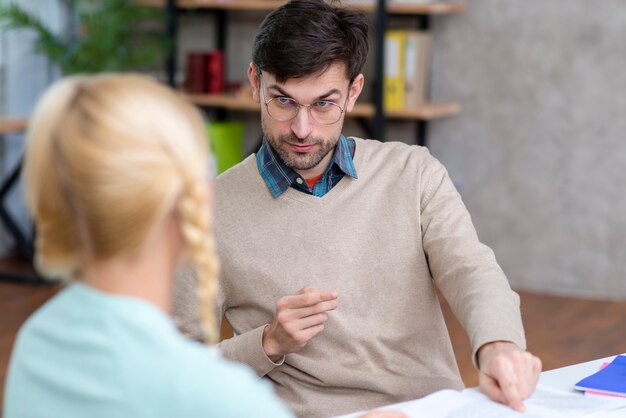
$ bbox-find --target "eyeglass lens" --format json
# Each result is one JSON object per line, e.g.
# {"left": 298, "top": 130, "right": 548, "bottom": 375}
{"left": 266, "top": 98, "right": 343, "bottom": 124}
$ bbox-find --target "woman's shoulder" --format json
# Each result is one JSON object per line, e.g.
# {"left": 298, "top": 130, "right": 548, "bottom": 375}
{"left": 169, "top": 347, "right": 294, "bottom": 417}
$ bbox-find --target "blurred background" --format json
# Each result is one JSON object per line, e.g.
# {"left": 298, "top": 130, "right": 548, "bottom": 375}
{"left": 3, "top": 0, "right": 625, "bottom": 298}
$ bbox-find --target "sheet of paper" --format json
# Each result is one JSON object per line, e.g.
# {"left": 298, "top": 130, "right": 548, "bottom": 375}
{"left": 454, "top": 385, "right": 626, "bottom": 418}
{"left": 334, "top": 384, "right": 626, "bottom": 418}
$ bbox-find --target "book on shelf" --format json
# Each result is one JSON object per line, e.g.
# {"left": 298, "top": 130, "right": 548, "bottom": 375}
{"left": 184, "top": 49, "right": 225, "bottom": 94}
{"left": 185, "top": 52, "right": 207, "bottom": 94}
{"left": 384, "top": 29, "right": 431, "bottom": 111}
{"left": 206, "top": 50, "right": 224, "bottom": 94}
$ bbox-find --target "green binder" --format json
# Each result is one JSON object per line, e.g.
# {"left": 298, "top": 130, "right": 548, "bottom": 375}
{"left": 206, "top": 121, "right": 244, "bottom": 174}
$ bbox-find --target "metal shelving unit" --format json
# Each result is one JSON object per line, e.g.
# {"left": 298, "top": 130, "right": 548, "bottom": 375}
{"left": 157, "top": 0, "right": 466, "bottom": 146}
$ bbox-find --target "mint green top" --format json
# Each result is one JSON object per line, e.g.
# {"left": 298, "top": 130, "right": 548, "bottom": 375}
{"left": 4, "top": 283, "right": 293, "bottom": 418}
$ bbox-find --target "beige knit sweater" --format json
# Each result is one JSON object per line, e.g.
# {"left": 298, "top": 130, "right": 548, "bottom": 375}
{"left": 174, "top": 138, "right": 525, "bottom": 418}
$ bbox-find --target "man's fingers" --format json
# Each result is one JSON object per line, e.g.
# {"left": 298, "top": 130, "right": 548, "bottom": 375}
{"left": 481, "top": 374, "right": 525, "bottom": 413}
{"left": 504, "top": 351, "right": 542, "bottom": 401}
{"left": 500, "top": 376, "right": 524, "bottom": 412}
{"left": 525, "top": 355, "right": 542, "bottom": 396}
{"left": 279, "top": 290, "right": 338, "bottom": 310}
{"left": 478, "top": 373, "right": 502, "bottom": 404}
{"left": 298, "top": 323, "right": 325, "bottom": 343}
{"left": 297, "top": 299, "right": 338, "bottom": 317}
{"left": 266, "top": 287, "right": 340, "bottom": 355}
{"left": 489, "top": 357, "right": 525, "bottom": 412}
{"left": 295, "top": 312, "right": 328, "bottom": 330}
{"left": 299, "top": 286, "right": 317, "bottom": 294}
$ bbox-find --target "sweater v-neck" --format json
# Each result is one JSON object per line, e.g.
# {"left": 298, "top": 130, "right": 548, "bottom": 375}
{"left": 280, "top": 137, "right": 365, "bottom": 206}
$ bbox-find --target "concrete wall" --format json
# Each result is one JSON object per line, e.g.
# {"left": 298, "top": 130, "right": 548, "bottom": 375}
{"left": 3, "top": 1, "right": 625, "bottom": 299}
{"left": 178, "top": 2, "right": 626, "bottom": 299}
{"left": 429, "top": 0, "right": 626, "bottom": 298}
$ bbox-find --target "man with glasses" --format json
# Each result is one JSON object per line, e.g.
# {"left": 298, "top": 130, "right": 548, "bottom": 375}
{"left": 175, "top": 0, "right": 541, "bottom": 417}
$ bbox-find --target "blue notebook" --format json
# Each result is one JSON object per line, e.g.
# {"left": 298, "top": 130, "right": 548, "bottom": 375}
{"left": 574, "top": 355, "right": 626, "bottom": 396}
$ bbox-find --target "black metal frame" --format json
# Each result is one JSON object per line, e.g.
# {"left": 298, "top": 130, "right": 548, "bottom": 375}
{"left": 0, "top": 158, "right": 33, "bottom": 263}
{"left": 0, "top": 152, "right": 47, "bottom": 284}
{"left": 165, "top": 0, "right": 178, "bottom": 87}
{"left": 371, "top": 0, "right": 387, "bottom": 142}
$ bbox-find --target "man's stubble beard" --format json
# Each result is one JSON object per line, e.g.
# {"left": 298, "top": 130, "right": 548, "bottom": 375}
{"left": 262, "top": 119, "right": 342, "bottom": 171}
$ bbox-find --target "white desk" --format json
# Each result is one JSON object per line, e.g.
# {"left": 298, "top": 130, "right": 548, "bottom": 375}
{"left": 336, "top": 354, "right": 626, "bottom": 418}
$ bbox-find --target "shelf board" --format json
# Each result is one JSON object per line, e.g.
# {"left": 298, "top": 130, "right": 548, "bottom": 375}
{"left": 187, "top": 92, "right": 261, "bottom": 111}
{"left": 354, "top": 1, "right": 467, "bottom": 15}
{"left": 386, "top": 102, "right": 461, "bottom": 119}
{"left": 346, "top": 101, "right": 461, "bottom": 120}
{"left": 385, "top": 2, "right": 467, "bottom": 15}
{"left": 186, "top": 93, "right": 460, "bottom": 121}
{"left": 176, "top": 0, "right": 286, "bottom": 11}
{"left": 0, "top": 118, "right": 28, "bottom": 134}
{"left": 139, "top": 0, "right": 467, "bottom": 14}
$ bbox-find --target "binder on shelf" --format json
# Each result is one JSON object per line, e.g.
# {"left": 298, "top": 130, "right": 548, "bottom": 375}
{"left": 383, "top": 30, "right": 406, "bottom": 110}
{"left": 404, "top": 30, "right": 431, "bottom": 108}
{"left": 184, "top": 52, "right": 208, "bottom": 94}
{"left": 206, "top": 50, "right": 224, "bottom": 94}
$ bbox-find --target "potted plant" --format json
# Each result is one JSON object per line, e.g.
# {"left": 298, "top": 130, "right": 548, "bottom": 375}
{"left": 0, "top": 0, "right": 164, "bottom": 74}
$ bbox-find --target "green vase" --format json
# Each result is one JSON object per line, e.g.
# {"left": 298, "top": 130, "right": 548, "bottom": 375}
{"left": 206, "top": 121, "right": 245, "bottom": 175}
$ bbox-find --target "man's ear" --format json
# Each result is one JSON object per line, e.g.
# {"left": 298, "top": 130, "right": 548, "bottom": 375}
{"left": 248, "top": 62, "right": 261, "bottom": 103}
{"left": 346, "top": 73, "right": 365, "bottom": 113}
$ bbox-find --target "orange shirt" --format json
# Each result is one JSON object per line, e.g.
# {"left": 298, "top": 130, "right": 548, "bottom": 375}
{"left": 305, "top": 173, "right": 324, "bottom": 189}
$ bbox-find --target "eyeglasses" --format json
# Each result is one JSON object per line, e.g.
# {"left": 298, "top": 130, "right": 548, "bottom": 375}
{"left": 258, "top": 73, "right": 347, "bottom": 125}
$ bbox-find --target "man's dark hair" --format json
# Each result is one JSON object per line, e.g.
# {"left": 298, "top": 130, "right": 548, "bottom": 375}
{"left": 252, "top": 0, "right": 369, "bottom": 83}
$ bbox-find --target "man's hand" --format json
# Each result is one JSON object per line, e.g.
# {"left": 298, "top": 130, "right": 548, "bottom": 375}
{"left": 478, "top": 341, "right": 542, "bottom": 412}
{"left": 262, "top": 286, "right": 338, "bottom": 361}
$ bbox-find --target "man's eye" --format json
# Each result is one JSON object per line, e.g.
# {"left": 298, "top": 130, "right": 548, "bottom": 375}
{"left": 314, "top": 101, "right": 335, "bottom": 111}
{"left": 276, "top": 97, "right": 294, "bottom": 105}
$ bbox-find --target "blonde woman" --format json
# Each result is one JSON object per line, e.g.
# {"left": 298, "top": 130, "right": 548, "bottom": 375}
{"left": 3, "top": 74, "right": 292, "bottom": 417}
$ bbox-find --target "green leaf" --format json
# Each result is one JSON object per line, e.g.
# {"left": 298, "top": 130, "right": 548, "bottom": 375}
{"left": 0, "top": 1, "right": 165, "bottom": 74}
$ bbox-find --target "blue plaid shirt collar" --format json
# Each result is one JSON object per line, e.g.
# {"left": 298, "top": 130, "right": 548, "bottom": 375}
{"left": 256, "top": 134, "right": 358, "bottom": 198}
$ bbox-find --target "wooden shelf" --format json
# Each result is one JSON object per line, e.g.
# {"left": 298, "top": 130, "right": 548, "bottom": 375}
{"left": 139, "top": 0, "right": 467, "bottom": 14}
{"left": 357, "top": 2, "right": 467, "bottom": 15}
{"left": 0, "top": 118, "right": 28, "bottom": 135}
{"left": 384, "top": 102, "right": 461, "bottom": 120}
{"left": 186, "top": 93, "right": 459, "bottom": 121}
{"left": 187, "top": 93, "right": 261, "bottom": 111}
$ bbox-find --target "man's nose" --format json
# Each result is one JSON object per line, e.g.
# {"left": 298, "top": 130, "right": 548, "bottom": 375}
{"left": 290, "top": 105, "right": 314, "bottom": 139}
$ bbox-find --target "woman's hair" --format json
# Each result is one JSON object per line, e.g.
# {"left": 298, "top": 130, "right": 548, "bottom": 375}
{"left": 24, "top": 73, "right": 220, "bottom": 343}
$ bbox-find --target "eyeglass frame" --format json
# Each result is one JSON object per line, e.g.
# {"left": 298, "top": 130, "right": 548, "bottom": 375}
{"left": 257, "top": 69, "right": 353, "bottom": 125}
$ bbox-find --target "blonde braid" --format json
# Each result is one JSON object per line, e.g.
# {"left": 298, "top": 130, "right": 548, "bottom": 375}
{"left": 178, "top": 178, "right": 220, "bottom": 345}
